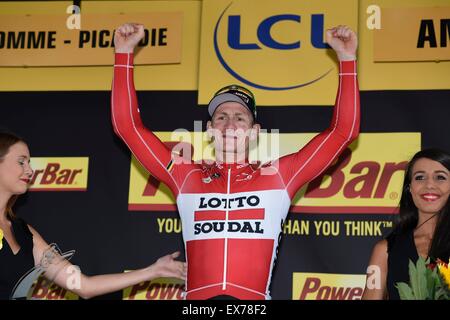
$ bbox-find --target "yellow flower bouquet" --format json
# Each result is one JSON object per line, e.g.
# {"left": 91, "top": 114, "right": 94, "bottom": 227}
{"left": 437, "top": 259, "right": 450, "bottom": 291}
{"left": 396, "top": 257, "right": 450, "bottom": 300}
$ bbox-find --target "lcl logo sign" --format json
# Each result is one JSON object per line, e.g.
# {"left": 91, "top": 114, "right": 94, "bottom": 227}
{"left": 214, "top": 3, "right": 333, "bottom": 90}
{"left": 227, "top": 14, "right": 330, "bottom": 50}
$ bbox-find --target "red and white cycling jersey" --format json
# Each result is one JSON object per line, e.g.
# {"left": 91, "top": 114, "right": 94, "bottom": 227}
{"left": 111, "top": 53, "right": 360, "bottom": 300}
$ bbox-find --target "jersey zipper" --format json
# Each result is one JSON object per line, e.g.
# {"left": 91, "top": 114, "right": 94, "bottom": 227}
{"left": 222, "top": 167, "right": 231, "bottom": 290}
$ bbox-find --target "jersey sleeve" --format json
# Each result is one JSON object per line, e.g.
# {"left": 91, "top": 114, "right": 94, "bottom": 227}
{"left": 276, "top": 60, "right": 360, "bottom": 198}
{"left": 111, "top": 53, "right": 181, "bottom": 196}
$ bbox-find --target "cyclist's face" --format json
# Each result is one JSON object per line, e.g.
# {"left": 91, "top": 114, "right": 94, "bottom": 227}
{"left": 210, "top": 102, "right": 253, "bottom": 131}
{"left": 208, "top": 102, "right": 258, "bottom": 155}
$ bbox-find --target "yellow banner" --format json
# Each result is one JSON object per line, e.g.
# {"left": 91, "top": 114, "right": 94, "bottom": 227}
{"left": 29, "top": 157, "right": 89, "bottom": 191}
{"left": 123, "top": 277, "right": 185, "bottom": 300}
{"left": 0, "top": 13, "right": 182, "bottom": 66}
{"left": 293, "top": 272, "right": 366, "bottom": 300}
{"left": 358, "top": 0, "right": 450, "bottom": 90}
{"left": 293, "top": 133, "right": 420, "bottom": 213}
{"left": 374, "top": 7, "right": 450, "bottom": 62}
{"left": 0, "top": 1, "right": 200, "bottom": 91}
{"left": 198, "top": 0, "right": 358, "bottom": 106}
{"left": 128, "top": 132, "right": 420, "bottom": 214}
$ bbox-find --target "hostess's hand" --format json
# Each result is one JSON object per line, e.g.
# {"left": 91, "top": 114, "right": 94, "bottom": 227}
{"left": 148, "top": 251, "right": 187, "bottom": 280}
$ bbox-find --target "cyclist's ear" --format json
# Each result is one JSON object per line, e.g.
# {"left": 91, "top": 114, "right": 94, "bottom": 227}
{"left": 250, "top": 123, "right": 260, "bottom": 141}
{"left": 207, "top": 120, "right": 213, "bottom": 139}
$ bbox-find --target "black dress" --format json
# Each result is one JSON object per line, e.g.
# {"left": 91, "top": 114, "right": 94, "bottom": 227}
{"left": 386, "top": 230, "right": 419, "bottom": 300}
{"left": 0, "top": 217, "right": 35, "bottom": 300}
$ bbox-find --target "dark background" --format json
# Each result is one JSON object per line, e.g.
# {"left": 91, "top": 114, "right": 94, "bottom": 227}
{"left": 1, "top": 88, "right": 449, "bottom": 299}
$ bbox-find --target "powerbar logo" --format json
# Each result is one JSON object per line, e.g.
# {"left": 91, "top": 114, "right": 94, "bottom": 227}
{"left": 29, "top": 276, "right": 79, "bottom": 300}
{"left": 29, "top": 157, "right": 89, "bottom": 191}
{"left": 123, "top": 278, "right": 185, "bottom": 300}
{"left": 293, "top": 272, "right": 366, "bottom": 300}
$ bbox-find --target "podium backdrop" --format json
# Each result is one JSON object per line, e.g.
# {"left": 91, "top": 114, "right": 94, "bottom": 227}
{"left": 1, "top": 0, "right": 449, "bottom": 300}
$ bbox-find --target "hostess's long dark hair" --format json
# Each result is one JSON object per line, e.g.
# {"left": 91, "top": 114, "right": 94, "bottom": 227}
{"left": 394, "top": 148, "right": 450, "bottom": 261}
{"left": 0, "top": 131, "right": 27, "bottom": 220}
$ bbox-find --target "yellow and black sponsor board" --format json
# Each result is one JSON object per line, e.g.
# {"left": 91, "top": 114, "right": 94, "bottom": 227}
{"left": 293, "top": 272, "right": 366, "bottom": 300}
{"left": 128, "top": 132, "right": 420, "bottom": 214}
{"left": 29, "top": 157, "right": 89, "bottom": 191}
